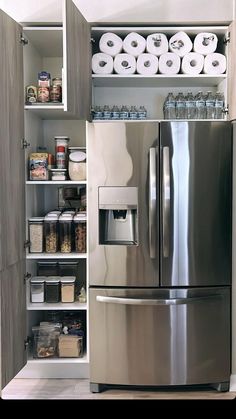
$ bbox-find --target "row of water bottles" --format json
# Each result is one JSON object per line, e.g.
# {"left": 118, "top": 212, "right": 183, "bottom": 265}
{"left": 93, "top": 105, "right": 147, "bottom": 120}
{"left": 163, "top": 91, "right": 225, "bottom": 120}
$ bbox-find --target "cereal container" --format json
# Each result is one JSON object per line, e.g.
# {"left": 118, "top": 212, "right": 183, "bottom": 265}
{"left": 74, "top": 214, "right": 86, "bottom": 253}
{"left": 59, "top": 213, "right": 73, "bottom": 253}
{"left": 61, "top": 276, "right": 76, "bottom": 303}
{"left": 28, "top": 217, "right": 44, "bottom": 253}
{"left": 44, "top": 213, "right": 59, "bottom": 253}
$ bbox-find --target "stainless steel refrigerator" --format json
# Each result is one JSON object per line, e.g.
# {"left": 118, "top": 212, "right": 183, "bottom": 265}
{"left": 88, "top": 121, "right": 232, "bottom": 393}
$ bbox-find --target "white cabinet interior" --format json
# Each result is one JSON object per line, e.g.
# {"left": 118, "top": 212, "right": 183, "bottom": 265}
{"left": 91, "top": 26, "right": 229, "bottom": 120}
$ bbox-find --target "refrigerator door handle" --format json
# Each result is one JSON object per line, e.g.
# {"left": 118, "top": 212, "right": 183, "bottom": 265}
{"left": 162, "top": 146, "right": 170, "bottom": 258}
{"left": 96, "top": 295, "right": 221, "bottom": 306}
{"left": 149, "top": 147, "right": 157, "bottom": 259}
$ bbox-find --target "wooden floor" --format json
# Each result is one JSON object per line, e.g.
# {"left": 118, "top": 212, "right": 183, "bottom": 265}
{"left": 1, "top": 379, "right": 236, "bottom": 400}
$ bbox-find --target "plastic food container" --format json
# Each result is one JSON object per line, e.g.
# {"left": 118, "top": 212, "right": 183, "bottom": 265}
{"left": 55, "top": 136, "right": 70, "bottom": 168}
{"left": 30, "top": 277, "right": 45, "bottom": 303}
{"left": 68, "top": 148, "right": 86, "bottom": 181}
{"left": 37, "top": 261, "right": 58, "bottom": 276}
{"left": 44, "top": 213, "right": 59, "bottom": 253}
{"left": 49, "top": 168, "right": 67, "bottom": 181}
{"left": 59, "top": 214, "right": 73, "bottom": 253}
{"left": 28, "top": 217, "right": 44, "bottom": 253}
{"left": 61, "top": 276, "right": 76, "bottom": 303}
{"left": 32, "top": 324, "right": 60, "bottom": 358}
{"left": 74, "top": 214, "right": 86, "bottom": 253}
{"left": 45, "top": 276, "right": 61, "bottom": 303}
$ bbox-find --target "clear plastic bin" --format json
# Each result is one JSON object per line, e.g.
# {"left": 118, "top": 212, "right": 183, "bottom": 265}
{"left": 32, "top": 325, "right": 60, "bottom": 358}
{"left": 59, "top": 214, "right": 73, "bottom": 253}
{"left": 30, "top": 277, "right": 45, "bottom": 303}
{"left": 74, "top": 215, "right": 86, "bottom": 253}
{"left": 29, "top": 217, "right": 44, "bottom": 253}
{"left": 44, "top": 213, "right": 59, "bottom": 253}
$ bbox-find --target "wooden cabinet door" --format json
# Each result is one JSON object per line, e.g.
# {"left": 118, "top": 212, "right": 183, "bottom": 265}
{"left": 228, "top": 20, "right": 236, "bottom": 121}
{"left": 0, "top": 9, "right": 26, "bottom": 389}
{"left": 63, "top": 0, "right": 91, "bottom": 120}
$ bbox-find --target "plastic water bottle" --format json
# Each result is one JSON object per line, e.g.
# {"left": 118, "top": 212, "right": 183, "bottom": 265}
{"left": 185, "top": 92, "right": 196, "bottom": 119}
{"left": 205, "top": 91, "right": 215, "bottom": 119}
{"left": 129, "top": 106, "right": 138, "bottom": 120}
{"left": 176, "top": 92, "right": 185, "bottom": 119}
{"left": 163, "top": 92, "right": 176, "bottom": 119}
{"left": 111, "top": 105, "right": 120, "bottom": 120}
{"left": 119, "top": 105, "right": 129, "bottom": 119}
{"left": 93, "top": 106, "right": 103, "bottom": 120}
{"left": 214, "top": 92, "right": 225, "bottom": 119}
{"left": 103, "top": 105, "right": 112, "bottom": 120}
{"left": 138, "top": 105, "right": 147, "bottom": 119}
{"left": 195, "top": 91, "right": 206, "bottom": 119}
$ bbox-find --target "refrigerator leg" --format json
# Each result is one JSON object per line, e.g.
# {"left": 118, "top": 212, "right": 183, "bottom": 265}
{"left": 211, "top": 382, "right": 230, "bottom": 392}
{"left": 90, "top": 382, "right": 106, "bottom": 393}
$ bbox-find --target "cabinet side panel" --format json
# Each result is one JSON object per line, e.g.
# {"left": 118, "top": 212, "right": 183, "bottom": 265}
{"left": 228, "top": 20, "right": 236, "bottom": 121}
{"left": 64, "top": 0, "right": 91, "bottom": 119}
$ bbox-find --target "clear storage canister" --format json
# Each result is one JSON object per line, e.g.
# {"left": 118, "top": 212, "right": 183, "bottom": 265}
{"left": 45, "top": 276, "right": 61, "bottom": 303}
{"left": 29, "top": 217, "right": 44, "bottom": 253}
{"left": 74, "top": 214, "right": 86, "bottom": 253}
{"left": 30, "top": 276, "right": 45, "bottom": 303}
{"left": 44, "top": 213, "right": 59, "bottom": 253}
{"left": 61, "top": 276, "right": 76, "bottom": 303}
{"left": 59, "top": 214, "right": 73, "bottom": 253}
{"left": 68, "top": 148, "right": 86, "bottom": 181}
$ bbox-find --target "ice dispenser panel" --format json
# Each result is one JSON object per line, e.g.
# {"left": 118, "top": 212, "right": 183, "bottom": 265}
{"left": 99, "top": 187, "right": 138, "bottom": 245}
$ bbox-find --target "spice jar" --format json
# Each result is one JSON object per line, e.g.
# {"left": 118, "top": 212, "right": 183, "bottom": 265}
{"left": 68, "top": 149, "right": 86, "bottom": 181}
{"left": 29, "top": 217, "right": 44, "bottom": 253}
{"left": 30, "top": 277, "right": 45, "bottom": 303}
{"left": 45, "top": 276, "right": 61, "bottom": 303}
{"left": 61, "top": 276, "right": 76, "bottom": 303}
{"left": 55, "top": 136, "right": 70, "bottom": 169}
{"left": 74, "top": 214, "right": 86, "bottom": 253}
{"left": 44, "top": 213, "right": 59, "bottom": 253}
{"left": 59, "top": 213, "right": 73, "bottom": 253}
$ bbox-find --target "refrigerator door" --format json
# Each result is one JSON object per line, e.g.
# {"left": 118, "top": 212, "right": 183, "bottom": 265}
{"left": 160, "top": 121, "right": 232, "bottom": 287}
{"left": 88, "top": 122, "right": 159, "bottom": 287}
{"left": 90, "top": 287, "right": 230, "bottom": 387}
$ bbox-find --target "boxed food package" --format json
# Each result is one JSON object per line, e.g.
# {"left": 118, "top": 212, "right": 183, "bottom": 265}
{"left": 29, "top": 153, "right": 48, "bottom": 180}
{"left": 38, "top": 71, "right": 51, "bottom": 87}
{"left": 58, "top": 335, "right": 83, "bottom": 357}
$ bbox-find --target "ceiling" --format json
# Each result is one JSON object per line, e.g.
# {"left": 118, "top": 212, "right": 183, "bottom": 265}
{"left": 0, "top": 0, "right": 234, "bottom": 24}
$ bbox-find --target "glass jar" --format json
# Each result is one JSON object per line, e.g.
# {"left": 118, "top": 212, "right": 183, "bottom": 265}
{"left": 68, "top": 148, "right": 86, "bottom": 181}
{"left": 28, "top": 217, "right": 44, "bottom": 253}
{"left": 45, "top": 277, "right": 61, "bottom": 303}
{"left": 74, "top": 214, "right": 86, "bottom": 253}
{"left": 30, "top": 277, "right": 45, "bottom": 303}
{"left": 59, "top": 214, "right": 73, "bottom": 253}
{"left": 44, "top": 213, "right": 59, "bottom": 253}
{"left": 61, "top": 276, "right": 76, "bottom": 303}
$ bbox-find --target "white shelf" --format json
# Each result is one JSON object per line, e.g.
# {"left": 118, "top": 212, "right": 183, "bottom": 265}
{"left": 26, "top": 253, "right": 87, "bottom": 259}
{"left": 24, "top": 105, "right": 78, "bottom": 120}
{"left": 27, "top": 354, "right": 88, "bottom": 364}
{"left": 27, "top": 302, "right": 87, "bottom": 311}
{"left": 26, "top": 181, "right": 87, "bottom": 185}
{"left": 92, "top": 74, "right": 227, "bottom": 88}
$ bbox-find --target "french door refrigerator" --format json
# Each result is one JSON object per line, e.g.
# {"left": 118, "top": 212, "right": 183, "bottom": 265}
{"left": 88, "top": 121, "right": 232, "bottom": 393}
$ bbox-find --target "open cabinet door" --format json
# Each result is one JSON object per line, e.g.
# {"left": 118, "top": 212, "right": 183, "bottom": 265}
{"left": 63, "top": 0, "right": 91, "bottom": 119}
{"left": 228, "top": 20, "right": 236, "bottom": 121}
{"left": 0, "top": 10, "right": 26, "bottom": 389}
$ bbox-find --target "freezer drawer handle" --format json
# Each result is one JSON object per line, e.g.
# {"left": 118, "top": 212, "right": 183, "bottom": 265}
{"left": 149, "top": 147, "right": 157, "bottom": 258}
{"left": 162, "top": 146, "right": 170, "bottom": 258}
{"left": 96, "top": 295, "right": 221, "bottom": 306}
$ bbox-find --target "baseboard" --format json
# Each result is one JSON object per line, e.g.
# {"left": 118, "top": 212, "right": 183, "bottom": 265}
{"left": 230, "top": 374, "right": 236, "bottom": 391}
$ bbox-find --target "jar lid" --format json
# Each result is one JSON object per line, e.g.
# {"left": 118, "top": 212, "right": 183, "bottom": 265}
{"left": 31, "top": 276, "right": 46, "bottom": 283}
{"left": 44, "top": 214, "right": 59, "bottom": 221}
{"left": 73, "top": 213, "right": 86, "bottom": 222}
{"left": 29, "top": 217, "right": 44, "bottom": 222}
{"left": 69, "top": 151, "right": 86, "bottom": 162}
{"left": 61, "top": 276, "right": 76, "bottom": 284}
{"left": 46, "top": 276, "right": 61, "bottom": 284}
{"left": 54, "top": 136, "right": 70, "bottom": 141}
{"left": 59, "top": 214, "right": 73, "bottom": 221}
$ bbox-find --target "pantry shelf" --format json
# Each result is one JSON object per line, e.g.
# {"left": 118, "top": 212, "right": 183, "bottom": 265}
{"left": 26, "top": 253, "right": 87, "bottom": 259}
{"left": 27, "top": 302, "right": 87, "bottom": 310}
{"left": 27, "top": 354, "right": 88, "bottom": 364}
{"left": 26, "top": 181, "right": 87, "bottom": 185}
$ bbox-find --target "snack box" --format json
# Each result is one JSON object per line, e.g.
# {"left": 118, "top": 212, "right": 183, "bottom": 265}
{"left": 29, "top": 153, "right": 49, "bottom": 181}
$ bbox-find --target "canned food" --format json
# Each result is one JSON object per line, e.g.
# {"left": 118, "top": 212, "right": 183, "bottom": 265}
{"left": 52, "top": 77, "right": 62, "bottom": 86}
{"left": 50, "top": 85, "right": 62, "bottom": 103}
{"left": 26, "top": 85, "right": 37, "bottom": 103}
{"left": 38, "top": 71, "right": 51, "bottom": 87}
{"left": 38, "top": 87, "right": 50, "bottom": 103}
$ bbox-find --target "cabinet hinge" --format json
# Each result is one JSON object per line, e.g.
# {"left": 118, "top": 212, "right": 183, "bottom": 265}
{"left": 223, "top": 32, "right": 230, "bottom": 44}
{"left": 20, "top": 35, "right": 28, "bottom": 46}
{"left": 24, "top": 240, "right": 31, "bottom": 249}
{"left": 24, "top": 336, "right": 31, "bottom": 350}
{"left": 90, "top": 37, "right": 95, "bottom": 44}
{"left": 21, "top": 138, "right": 31, "bottom": 149}
{"left": 223, "top": 105, "right": 229, "bottom": 114}
{"left": 24, "top": 272, "right": 31, "bottom": 283}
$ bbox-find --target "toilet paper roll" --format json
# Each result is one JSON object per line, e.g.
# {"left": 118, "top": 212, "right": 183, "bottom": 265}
{"left": 181, "top": 52, "right": 204, "bottom": 75}
{"left": 146, "top": 33, "right": 168, "bottom": 56}
{"left": 123, "top": 32, "right": 146, "bottom": 57}
{"left": 193, "top": 32, "right": 218, "bottom": 55}
{"left": 203, "top": 53, "right": 226, "bottom": 75}
{"left": 99, "top": 32, "right": 123, "bottom": 57}
{"left": 92, "top": 53, "right": 114, "bottom": 74}
{"left": 159, "top": 53, "right": 181, "bottom": 74}
{"left": 114, "top": 54, "right": 136, "bottom": 74}
{"left": 169, "top": 31, "right": 193, "bottom": 57}
{"left": 137, "top": 54, "right": 158, "bottom": 75}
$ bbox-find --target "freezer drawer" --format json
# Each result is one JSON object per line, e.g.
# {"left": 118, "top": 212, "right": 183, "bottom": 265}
{"left": 90, "top": 287, "right": 230, "bottom": 388}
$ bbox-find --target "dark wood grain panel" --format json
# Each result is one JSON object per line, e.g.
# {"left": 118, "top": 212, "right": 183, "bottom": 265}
{"left": 64, "top": 0, "right": 91, "bottom": 120}
{"left": 1, "top": 261, "right": 26, "bottom": 388}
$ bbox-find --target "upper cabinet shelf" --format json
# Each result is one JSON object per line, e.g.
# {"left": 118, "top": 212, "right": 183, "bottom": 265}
{"left": 92, "top": 74, "right": 227, "bottom": 88}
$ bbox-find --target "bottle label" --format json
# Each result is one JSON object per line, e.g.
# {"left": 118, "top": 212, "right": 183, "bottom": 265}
{"left": 111, "top": 112, "right": 120, "bottom": 119}
{"left": 120, "top": 112, "right": 129, "bottom": 119}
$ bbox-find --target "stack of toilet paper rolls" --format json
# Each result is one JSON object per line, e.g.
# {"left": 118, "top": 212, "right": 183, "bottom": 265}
{"left": 92, "top": 31, "right": 226, "bottom": 75}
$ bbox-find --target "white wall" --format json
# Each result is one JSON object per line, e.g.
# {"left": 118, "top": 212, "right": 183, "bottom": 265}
{"left": 0, "top": 0, "right": 234, "bottom": 23}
